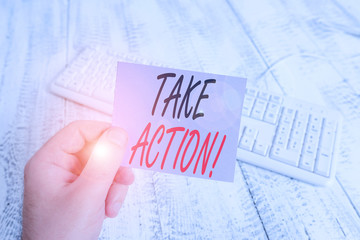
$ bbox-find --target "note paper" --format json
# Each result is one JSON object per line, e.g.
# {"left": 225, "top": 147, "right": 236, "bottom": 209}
{"left": 113, "top": 62, "right": 246, "bottom": 182}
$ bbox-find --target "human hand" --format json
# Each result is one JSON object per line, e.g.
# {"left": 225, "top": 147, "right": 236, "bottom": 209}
{"left": 22, "top": 121, "right": 134, "bottom": 240}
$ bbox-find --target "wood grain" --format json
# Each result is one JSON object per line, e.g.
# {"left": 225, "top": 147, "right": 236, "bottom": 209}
{"left": 1, "top": 0, "right": 360, "bottom": 239}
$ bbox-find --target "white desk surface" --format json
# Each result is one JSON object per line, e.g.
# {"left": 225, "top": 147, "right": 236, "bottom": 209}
{"left": 1, "top": 1, "right": 360, "bottom": 239}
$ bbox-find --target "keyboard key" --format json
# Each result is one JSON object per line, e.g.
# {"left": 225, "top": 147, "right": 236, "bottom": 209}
{"left": 274, "top": 134, "right": 288, "bottom": 148}
{"left": 290, "top": 128, "right": 306, "bottom": 141}
{"left": 242, "top": 96, "right": 255, "bottom": 116}
{"left": 299, "top": 153, "right": 315, "bottom": 171}
{"left": 243, "top": 96, "right": 255, "bottom": 107}
{"left": 251, "top": 108, "right": 264, "bottom": 120}
{"left": 258, "top": 91, "right": 270, "bottom": 101}
{"left": 318, "top": 149, "right": 332, "bottom": 159}
{"left": 67, "top": 77, "right": 83, "bottom": 91}
{"left": 320, "top": 127, "right": 335, "bottom": 151}
{"left": 305, "top": 132, "right": 320, "bottom": 146}
{"left": 296, "top": 111, "right": 310, "bottom": 122}
{"left": 79, "top": 78, "right": 100, "bottom": 95}
{"left": 255, "top": 99, "right": 267, "bottom": 107}
{"left": 73, "top": 59, "right": 89, "bottom": 74}
{"left": 280, "top": 114, "right": 295, "bottom": 125}
{"left": 310, "top": 114, "right": 321, "bottom": 123}
{"left": 251, "top": 99, "right": 267, "bottom": 120}
{"left": 324, "top": 118, "right": 337, "bottom": 132}
{"left": 267, "top": 103, "right": 281, "bottom": 115}
{"left": 270, "top": 94, "right": 283, "bottom": 104}
{"left": 303, "top": 142, "right": 316, "bottom": 155}
{"left": 246, "top": 88, "right": 258, "bottom": 97}
{"left": 264, "top": 111, "right": 278, "bottom": 124}
{"left": 309, "top": 114, "right": 322, "bottom": 133}
{"left": 283, "top": 108, "right": 296, "bottom": 117}
{"left": 293, "top": 117, "right": 307, "bottom": 130}
{"left": 315, "top": 152, "right": 332, "bottom": 177}
{"left": 270, "top": 146, "right": 300, "bottom": 166}
{"left": 288, "top": 138, "right": 302, "bottom": 153}
{"left": 54, "top": 72, "right": 73, "bottom": 87}
{"left": 64, "top": 67, "right": 77, "bottom": 76}
{"left": 242, "top": 107, "right": 251, "bottom": 117}
{"left": 243, "top": 127, "right": 258, "bottom": 138}
{"left": 239, "top": 135, "right": 255, "bottom": 151}
{"left": 79, "top": 84, "right": 95, "bottom": 96}
{"left": 253, "top": 141, "right": 269, "bottom": 156}
{"left": 277, "top": 124, "right": 291, "bottom": 137}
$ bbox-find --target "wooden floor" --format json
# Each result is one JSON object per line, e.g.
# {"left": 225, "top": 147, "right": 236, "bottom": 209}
{"left": 1, "top": 0, "right": 360, "bottom": 239}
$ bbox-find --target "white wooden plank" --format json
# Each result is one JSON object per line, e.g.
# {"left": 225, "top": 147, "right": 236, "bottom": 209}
{"left": 0, "top": 1, "right": 69, "bottom": 239}
{"left": 239, "top": 162, "right": 360, "bottom": 239}
{"left": 0, "top": 1, "right": 41, "bottom": 237}
{"left": 227, "top": 0, "right": 344, "bottom": 100}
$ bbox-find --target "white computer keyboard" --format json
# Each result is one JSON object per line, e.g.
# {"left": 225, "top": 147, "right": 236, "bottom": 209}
{"left": 50, "top": 47, "right": 342, "bottom": 186}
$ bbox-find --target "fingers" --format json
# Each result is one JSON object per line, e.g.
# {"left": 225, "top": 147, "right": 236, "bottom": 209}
{"left": 74, "top": 127, "right": 128, "bottom": 199}
{"left": 48, "top": 121, "right": 111, "bottom": 155}
{"left": 105, "top": 183, "right": 129, "bottom": 218}
{"left": 104, "top": 167, "right": 135, "bottom": 218}
{"left": 114, "top": 167, "right": 135, "bottom": 185}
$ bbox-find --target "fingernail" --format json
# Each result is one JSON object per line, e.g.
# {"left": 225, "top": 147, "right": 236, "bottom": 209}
{"left": 111, "top": 202, "right": 122, "bottom": 215}
{"left": 107, "top": 128, "right": 127, "bottom": 147}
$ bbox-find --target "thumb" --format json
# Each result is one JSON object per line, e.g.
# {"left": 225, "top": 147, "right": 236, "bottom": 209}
{"left": 75, "top": 127, "right": 128, "bottom": 199}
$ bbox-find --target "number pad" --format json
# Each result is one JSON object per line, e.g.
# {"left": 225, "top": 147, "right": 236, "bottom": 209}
{"left": 239, "top": 88, "right": 338, "bottom": 180}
